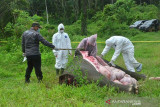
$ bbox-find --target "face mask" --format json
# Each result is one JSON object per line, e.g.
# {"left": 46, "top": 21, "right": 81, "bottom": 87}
{"left": 60, "top": 30, "right": 64, "bottom": 33}
{"left": 37, "top": 29, "right": 40, "bottom": 33}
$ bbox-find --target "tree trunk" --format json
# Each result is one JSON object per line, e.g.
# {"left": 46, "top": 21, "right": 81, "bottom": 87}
{"left": 78, "top": 0, "right": 81, "bottom": 16}
{"left": 95, "top": 0, "right": 98, "bottom": 9}
{"left": 81, "top": 0, "right": 87, "bottom": 36}
{"left": 45, "top": 0, "right": 49, "bottom": 24}
{"left": 149, "top": 0, "right": 151, "bottom": 4}
{"left": 61, "top": 0, "right": 66, "bottom": 22}
{"left": 101, "top": 0, "right": 105, "bottom": 9}
{"left": 72, "top": 0, "right": 79, "bottom": 20}
{"left": 111, "top": 0, "right": 114, "bottom": 4}
{"left": 88, "top": 0, "right": 91, "bottom": 9}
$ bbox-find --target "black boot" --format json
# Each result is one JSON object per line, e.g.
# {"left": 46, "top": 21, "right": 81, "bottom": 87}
{"left": 37, "top": 77, "right": 43, "bottom": 83}
{"left": 56, "top": 69, "right": 60, "bottom": 75}
{"left": 25, "top": 78, "right": 30, "bottom": 83}
{"left": 60, "top": 68, "right": 64, "bottom": 74}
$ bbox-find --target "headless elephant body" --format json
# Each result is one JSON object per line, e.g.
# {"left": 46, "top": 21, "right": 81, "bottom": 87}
{"left": 59, "top": 51, "right": 146, "bottom": 94}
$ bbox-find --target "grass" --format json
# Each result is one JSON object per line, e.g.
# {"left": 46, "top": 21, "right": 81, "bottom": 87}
{"left": 0, "top": 32, "right": 160, "bottom": 106}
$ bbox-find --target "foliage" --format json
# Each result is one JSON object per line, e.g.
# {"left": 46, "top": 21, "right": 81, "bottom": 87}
{"left": 91, "top": 0, "right": 159, "bottom": 38}
{"left": 3, "top": 10, "right": 55, "bottom": 39}
{"left": 31, "top": 14, "right": 43, "bottom": 22}
{"left": 4, "top": 23, "right": 14, "bottom": 37}
{"left": 3, "top": 10, "right": 32, "bottom": 37}
{"left": 65, "top": 20, "right": 81, "bottom": 37}
{"left": 1, "top": 0, "right": 160, "bottom": 38}
{"left": 0, "top": 32, "right": 160, "bottom": 106}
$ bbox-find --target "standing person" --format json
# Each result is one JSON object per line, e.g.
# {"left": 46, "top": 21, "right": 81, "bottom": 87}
{"left": 76, "top": 34, "right": 97, "bottom": 57}
{"left": 22, "top": 22, "right": 55, "bottom": 83}
{"left": 52, "top": 23, "right": 72, "bottom": 75}
{"left": 101, "top": 36, "right": 142, "bottom": 72}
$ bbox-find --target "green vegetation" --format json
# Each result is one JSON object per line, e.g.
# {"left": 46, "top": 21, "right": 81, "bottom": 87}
{"left": 0, "top": 0, "right": 160, "bottom": 106}
{"left": 0, "top": 32, "right": 160, "bottom": 106}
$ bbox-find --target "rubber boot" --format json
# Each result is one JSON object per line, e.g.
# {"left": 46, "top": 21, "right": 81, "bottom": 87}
{"left": 56, "top": 69, "right": 60, "bottom": 75}
{"left": 60, "top": 68, "right": 64, "bottom": 75}
{"left": 136, "top": 64, "right": 142, "bottom": 72}
{"left": 37, "top": 77, "right": 43, "bottom": 83}
{"left": 25, "top": 78, "right": 30, "bottom": 83}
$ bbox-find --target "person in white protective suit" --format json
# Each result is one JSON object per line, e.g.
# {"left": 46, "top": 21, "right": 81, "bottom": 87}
{"left": 101, "top": 36, "right": 142, "bottom": 72}
{"left": 52, "top": 23, "right": 72, "bottom": 75}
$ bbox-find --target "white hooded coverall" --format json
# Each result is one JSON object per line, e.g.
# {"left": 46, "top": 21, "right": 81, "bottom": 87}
{"left": 52, "top": 24, "right": 72, "bottom": 69}
{"left": 101, "top": 36, "right": 141, "bottom": 72}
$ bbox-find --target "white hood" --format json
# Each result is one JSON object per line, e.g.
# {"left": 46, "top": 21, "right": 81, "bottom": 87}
{"left": 58, "top": 23, "right": 65, "bottom": 33}
{"left": 106, "top": 37, "right": 115, "bottom": 47}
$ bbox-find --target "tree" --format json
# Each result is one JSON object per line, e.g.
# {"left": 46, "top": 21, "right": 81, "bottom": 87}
{"left": 81, "top": 0, "right": 87, "bottom": 35}
{"left": 0, "top": 0, "right": 29, "bottom": 37}
{"left": 45, "top": 0, "right": 49, "bottom": 24}
{"left": 0, "top": 0, "right": 13, "bottom": 37}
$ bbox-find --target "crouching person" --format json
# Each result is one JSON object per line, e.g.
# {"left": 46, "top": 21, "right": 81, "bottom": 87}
{"left": 22, "top": 22, "right": 55, "bottom": 83}
{"left": 75, "top": 34, "right": 97, "bottom": 57}
{"left": 52, "top": 23, "right": 72, "bottom": 75}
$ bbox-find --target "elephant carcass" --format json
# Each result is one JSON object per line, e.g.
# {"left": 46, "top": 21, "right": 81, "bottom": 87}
{"left": 59, "top": 51, "right": 146, "bottom": 93}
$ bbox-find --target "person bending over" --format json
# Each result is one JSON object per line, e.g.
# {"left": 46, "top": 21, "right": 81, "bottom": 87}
{"left": 101, "top": 36, "right": 142, "bottom": 72}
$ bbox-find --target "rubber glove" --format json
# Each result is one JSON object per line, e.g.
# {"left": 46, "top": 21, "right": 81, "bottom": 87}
{"left": 109, "top": 60, "right": 116, "bottom": 67}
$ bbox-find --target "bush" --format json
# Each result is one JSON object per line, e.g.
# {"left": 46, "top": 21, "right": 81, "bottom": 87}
{"left": 65, "top": 20, "right": 81, "bottom": 38}
{"left": 31, "top": 14, "right": 43, "bottom": 22}
{"left": 93, "top": 0, "right": 159, "bottom": 37}
{"left": 4, "top": 23, "right": 14, "bottom": 37}
{"left": 4, "top": 10, "right": 45, "bottom": 37}
{"left": 13, "top": 10, "right": 33, "bottom": 37}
